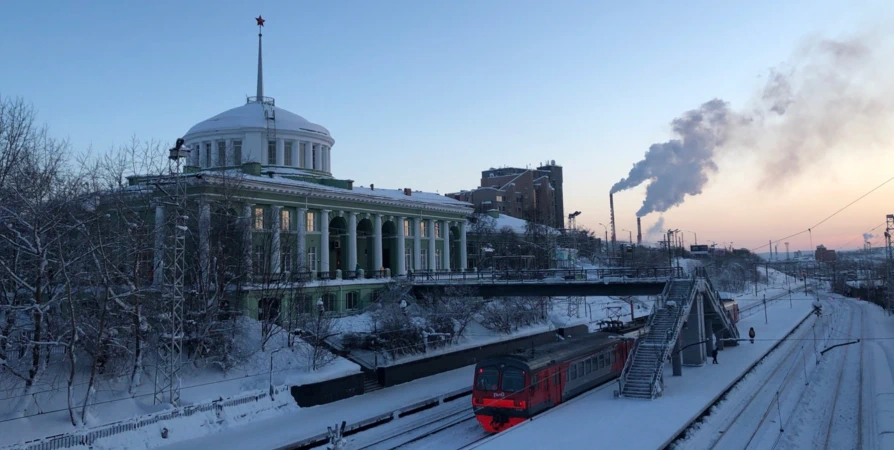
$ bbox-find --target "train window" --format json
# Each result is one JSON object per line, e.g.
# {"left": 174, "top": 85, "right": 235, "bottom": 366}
{"left": 502, "top": 367, "right": 525, "bottom": 393}
{"left": 598, "top": 354, "right": 605, "bottom": 369}
{"left": 570, "top": 364, "right": 577, "bottom": 380}
{"left": 476, "top": 366, "right": 499, "bottom": 391}
{"left": 531, "top": 375, "right": 539, "bottom": 391}
{"left": 585, "top": 358, "right": 592, "bottom": 374}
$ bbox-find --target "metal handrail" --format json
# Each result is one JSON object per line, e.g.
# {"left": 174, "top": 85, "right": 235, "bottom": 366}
{"left": 618, "top": 337, "right": 640, "bottom": 394}
{"left": 649, "top": 278, "right": 696, "bottom": 398}
{"left": 619, "top": 276, "right": 676, "bottom": 397}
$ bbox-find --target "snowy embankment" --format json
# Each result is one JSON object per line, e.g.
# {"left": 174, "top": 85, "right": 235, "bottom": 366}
{"left": 0, "top": 317, "right": 359, "bottom": 450}
{"left": 155, "top": 365, "right": 475, "bottom": 450}
{"left": 472, "top": 290, "right": 817, "bottom": 450}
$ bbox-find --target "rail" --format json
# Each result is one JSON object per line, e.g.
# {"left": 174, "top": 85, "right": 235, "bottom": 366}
{"left": 408, "top": 267, "right": 684, "bottom": 285}
{"left": 619, "top": 277, "right": 674, "bottom": 396}
{"left": 650, "top": 278, "right": 697, "bottom": 398}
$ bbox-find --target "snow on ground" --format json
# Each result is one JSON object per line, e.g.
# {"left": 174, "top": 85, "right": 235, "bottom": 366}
{"left": 0, "top": 316, "right": 358, "bottom": 447}
{"left": 155, "top": 365, "right": 475, "bottom": 450}
{"left": 670, "top": 294, "right": 855, "bottom": 449}
{"left": 472, "top": 289, "right": 818, "bottom": 450}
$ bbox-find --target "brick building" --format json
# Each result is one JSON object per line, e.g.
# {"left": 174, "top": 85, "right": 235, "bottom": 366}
{"left": 446, "top": 162, "right": 564, "bottom": 228}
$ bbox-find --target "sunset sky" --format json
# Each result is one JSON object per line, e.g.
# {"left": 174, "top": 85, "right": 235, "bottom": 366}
{"left": 2, "top": 0, "right": 893, "bottom": 252}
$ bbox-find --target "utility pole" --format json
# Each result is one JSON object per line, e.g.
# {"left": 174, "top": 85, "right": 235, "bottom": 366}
{"left": 785, "top": 242, "right": 790, "bottom": 261}
{"left": 153, "top": 139, "right": 191, "bottom": 406}
{"left": 885, "top": 214, "right": 894, "bottom": 314}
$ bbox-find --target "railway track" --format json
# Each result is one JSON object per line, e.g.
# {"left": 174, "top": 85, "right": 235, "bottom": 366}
{"left": 704, "top": 310, "right": 817, "bottom": 450}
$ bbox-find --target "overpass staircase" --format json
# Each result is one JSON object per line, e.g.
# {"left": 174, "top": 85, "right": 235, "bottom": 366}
{"left": 618, "top": 268, "right": 739, "bottom": 400}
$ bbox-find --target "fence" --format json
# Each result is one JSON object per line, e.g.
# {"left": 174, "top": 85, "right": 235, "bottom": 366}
{"left": 408, "top": 266, "right": 683, "bottom": 284}
{"left": 3, "top": 385, "right": 291, "bottom": 450}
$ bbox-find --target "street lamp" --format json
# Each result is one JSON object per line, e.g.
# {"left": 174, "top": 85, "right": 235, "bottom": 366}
{"left": 622, "top": 229, "right": 633, "bottom": 244}
{"left": 598, "top": 223, "right": 609, "bottom": 253}
{"left": 684, "top": 230, "right": 697, "bottom": 245}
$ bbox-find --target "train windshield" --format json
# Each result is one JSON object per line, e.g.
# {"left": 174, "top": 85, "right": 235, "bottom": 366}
{"left": 501, "top": 367, "right": 525, "bottom": 393}
{"left": 476, "top": 366, "right": 499, "bottom": 391}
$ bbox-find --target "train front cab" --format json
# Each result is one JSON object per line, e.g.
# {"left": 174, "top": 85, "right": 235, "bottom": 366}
{"left": 472, "top": 360, "right": 532, "bottom": 433}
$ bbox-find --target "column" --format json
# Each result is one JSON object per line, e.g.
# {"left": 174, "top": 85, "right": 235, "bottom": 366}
{"left": 373, "top": 214, "right": 383, "bottom": 271}
{"left": 413, "top": 217, "right": 422, "bottom": 271}
{"left": 276, "top": 138, "right": 285, "bottom": 166}
{"left": 320, "top": 209, "right": 330, "bottom": 275}
{"left": 153, "top": 204, "right": 165, "bottom": 286}
{"left": 199, "top": 199, "right": 211, "bottom": 286}
{"left": 347, "top": 212, "right": 358, "bottom": 272}
{"left": 225, "top": 139, "right": 233, "bottom": 166}
{"left": 682, "top": 294, "right": 707, "bottom": 366}
{"left": 297, "top": 207, "right": 307, "bottom": 272}
{"left": 459, "top": 221, "right": 468, "bottom": 271}
{"left": 314, "top": 144, "right": 323, "bottom": 171}
{"left": 396, "top": 216, "right": 406, "bottom": 276}
{"left": 290, "top": 140, "right": 298, "bottom": 167}
{"left": 271, "top": 206, "right": 282, "bottom": 275}
{"left": 427, "top": 218, "right": 436, "bottom": 272}
{"left": 303, "top": 142, "right": 313, "bottom": 168}
{"left": 442, "top": 220, "right": 451, "bottom": 272}
{"left": 242, "top": 204, "right": 254, "bottom": 278}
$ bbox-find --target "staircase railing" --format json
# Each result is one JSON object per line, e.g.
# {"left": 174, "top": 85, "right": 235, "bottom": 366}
{"left": 695, "top": 268, "right": 740, "bottom": 340}
{"left": 648, "top": 279, "right": 697, "bottom": 398}
{"left": 617, "top": 337, "right": 640, "bottom": 395}
{"left": 619, "top": 277, "right": 673, "bottom": 396}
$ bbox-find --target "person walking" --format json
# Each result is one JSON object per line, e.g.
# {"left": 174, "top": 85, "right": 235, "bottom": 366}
{"left": 711, "top": 348, "right": 719, "bottom": 364}
{"left": 749, "top": 327, "right": 755, "bottom": 344}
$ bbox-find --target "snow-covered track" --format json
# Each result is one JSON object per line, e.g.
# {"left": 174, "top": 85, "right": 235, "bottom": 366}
{"left": 351, "top": 406, "right": 477, "bottom": 450}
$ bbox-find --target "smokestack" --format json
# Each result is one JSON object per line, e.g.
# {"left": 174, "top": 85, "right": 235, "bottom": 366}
{"left": 637, "top": 217, "right": 642, "bottom": 245}
{"left": 609, "top": 193, "right": 617, "bottom": 246}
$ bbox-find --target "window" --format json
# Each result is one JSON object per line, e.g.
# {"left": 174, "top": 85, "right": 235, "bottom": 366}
{"left": 420, "top": 248, "right": 428, "bottom": 271}
{"left": 585, "top": 358, "right": 592, "bottom": 374}
{"left": 435, "top": 249, "right": 442, "bottom": 270}
{"left": 501, "top": 367, "right": 525, "bottom": 393}
{"left": 233, "top": 140, "right": 242, "bottom": 164}
{"left": 598, "top": 354, "right": 605, "bottom": 369}
{"left": 281, "top": 209, "right": 291, "bottom": 231}
{"left": 258, "top": 297, "right": 280, "bottom": 323}
{"left": 205, "top": 143, "right": 211, "bottom": 167}
{"left": 306, "top": 211, "right": 316, "bottom": 232}
{"left": 217, "top": 141, "right": 226, "bottom": 166}
{"left": 404, "top": 219, "right": 411, "bottom": 237}
{"left": 284, "top": 141, "right": 293, "bottom": 166}
{"left": 434, "top": 222, "right": 441, "bottom": 238}
{"left": 311, "top": 144, "right": 317, "bottom": 168}
{"left": 281, "top": 245, "right": 292, "bottom": 273}
{"left": 496, "top": 195, "right": 504, "bottom": 202}
{"left": 253, "top": 244, "right": 266, "bottom": 275}
{"left": 571, "top": 363, "right": 577, "bottom": 380}
{"left": 475, "top": 366, "right": 499, "bottom": 391}
{"left": 345, "top": 292, "right": 359, "bottom": 310}
{"left": 253, "top": 207, "right": 265, "bottom": 229}
{"left": 420, "top": 221, "right": 428, "bottom": 237}
{"left": 404, "top": 247, "right": 412, "bottom": 271}
{"left": 268, "top": 140, "right": 276, "bottom": 165}
{"left": 300, "top": 143, "right": 307, "bottom": 167}
{"left": 307, "top": 246, "right": 317, "bottom": 272}
{"left": 322, "top": 293, "right": 337, "bottom": 312}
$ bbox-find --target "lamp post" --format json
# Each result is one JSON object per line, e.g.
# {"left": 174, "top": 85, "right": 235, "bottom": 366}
{"left": 685, "top": 230, "right": 697, "bottom": 246}
{"left": 598, "top": 223, "right": 609, "bottom": 253}
{"left": 622, "top": 229, "right": 633, "bottom": 244}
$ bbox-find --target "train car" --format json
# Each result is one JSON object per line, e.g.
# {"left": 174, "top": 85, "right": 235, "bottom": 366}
{"left": 722, "top": 299, "right": 739, "bottom": 324}
{"left": 471, "top": 332, "right": 633, "bottom": 433}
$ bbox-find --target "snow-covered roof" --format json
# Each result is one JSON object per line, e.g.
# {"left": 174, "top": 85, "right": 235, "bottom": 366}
{"left": 185, "top": 102, "right": 330, "bottom": 137}
{"left": 492, "top": 213, "right": 530, "bottom": 233}
{"left": 198, "top": 171, "right": 473, "bottom": 214}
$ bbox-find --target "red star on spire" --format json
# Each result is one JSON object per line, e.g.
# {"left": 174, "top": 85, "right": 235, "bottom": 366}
{"left": 256, "top": 16, "right": 265, "bottom": 27}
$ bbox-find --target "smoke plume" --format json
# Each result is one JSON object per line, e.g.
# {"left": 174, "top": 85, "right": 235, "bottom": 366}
{"left": 863, "top": 233, "right": 875, "bottom": 241}
{"left": 646, "top": 217, "right": 665, "bottom": 236}
{"left": 611, "top": 31, "right": 894, "bottom": 217}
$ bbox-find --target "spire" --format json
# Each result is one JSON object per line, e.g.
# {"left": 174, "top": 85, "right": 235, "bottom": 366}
{"left": 255, "top": 15, "right": 265, "bottom": 99}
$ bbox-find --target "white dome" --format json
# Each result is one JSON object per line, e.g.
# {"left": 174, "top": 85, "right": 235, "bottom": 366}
{"left": 185, "top": 102, "right": 331, "bottom": 138}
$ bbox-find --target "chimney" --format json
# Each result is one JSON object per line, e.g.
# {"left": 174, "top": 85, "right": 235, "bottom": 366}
{"left": 637, "top": 217, "right": 642, "bottom": 245}
{"left": 370, "top": 183, "right": 374, "bottom": 191}
{"left": 609, "top": 193, "right": 617, "bottom": 246}
{"left": 403, "top": 188, "right": 412, "bottom": 196}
